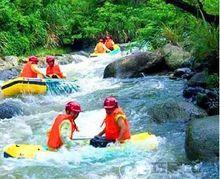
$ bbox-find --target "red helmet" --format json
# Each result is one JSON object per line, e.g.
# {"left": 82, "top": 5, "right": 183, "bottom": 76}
{"left": 65, "top": 101, "right": 82, "bottom": 113}
{"left": 106, "top": 35, "right": 112, "bottom": 39}
{"left": 104, "top": 96, "right": 118, "bottom": 109}
{"left": 29, "top": 56, "right": 38, "bottom": 64}
{"left": 46, "top": 56, "right": 55, "bottom": 63}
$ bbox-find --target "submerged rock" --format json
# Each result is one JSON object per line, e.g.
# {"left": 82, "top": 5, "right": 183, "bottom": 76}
{"left": 0, "top": 101, "right": 23, "bottom": 119}
{"left": 185, "top": 115, "right": 219, "bottom": 161}
{"left": 103, "top": 51, "right": 165, "bottom": 78}
{"left": 148, "top": 99, "right": 207, "bottom": 123}
{"left": 187, "top": 72, "right": 207, "bottom": 88}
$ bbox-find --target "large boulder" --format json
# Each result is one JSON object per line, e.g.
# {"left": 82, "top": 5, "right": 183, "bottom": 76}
{"left": 187, "top": 72, "right": 207, "bottom": 88}
{"left": 0, "top": 101, "right": 23, "bottom": 119}
{"left": 161, "top": 44, "right": 192, "bottom": 70}
{"left": 103, "top": 51, "right": 165, "bottom": 78}
{"left": 185, "top": 115, "right": 219, "bottom": 161}
{"left": 148, "top": 99, "right": 207, "bottom": 123}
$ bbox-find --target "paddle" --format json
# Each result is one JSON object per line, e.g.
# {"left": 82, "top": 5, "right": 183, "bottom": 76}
{"left": 73, "top": 137, "right": 93, "bottom": 141}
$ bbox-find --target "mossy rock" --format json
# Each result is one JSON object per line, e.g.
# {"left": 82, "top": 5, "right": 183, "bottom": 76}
{"left": 185, "top": 115, "right": 219, "bottom": 161}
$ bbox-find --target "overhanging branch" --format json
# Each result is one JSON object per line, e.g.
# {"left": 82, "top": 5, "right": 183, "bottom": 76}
{"left": 165, "top": 0, "right": 219, "bottom": 25}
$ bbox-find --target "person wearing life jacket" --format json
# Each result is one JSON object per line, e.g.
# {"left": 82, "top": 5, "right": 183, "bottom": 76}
{"left": 47, "top": 101, "right": 82, "bottom": 150}
{"left": 46, "top": 56, "right": 65, "bottom": 78}
{"left": 105, "top": 35, "right": 115, "bottom": 51}
{"left": 90, "top": 97, "right": 131, "bottom": 147}
{"left": 20, "top": 56, "right": 45, "bottom": 78}
{"left": 94, "top": 38, "right": 110, "bottom": 54}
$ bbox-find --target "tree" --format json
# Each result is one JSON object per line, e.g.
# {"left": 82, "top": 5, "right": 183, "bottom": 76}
{"left": 164, "top": 0, "right": 219, "bottom": 25}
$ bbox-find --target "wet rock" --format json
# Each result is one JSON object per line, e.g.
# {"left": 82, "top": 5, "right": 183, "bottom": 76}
{"left": 183, "top": 87, "right": 205, "bottom": 99}
{"left": 173, "top": 68, "right": 194, "bottom": 80}
{"left": 181, "top": 73, "right": 195, "bottom": 80}
{"left": 183, "top": 86, "right": 219, "bottom": 115}
{"left": 0, "top": 56, "right": 19, "bottom": 72}
{"left": 187, "top": 72, "right": 207, "bottom": 88}
{"left": 174, "top": 68, "right": 192, "bottom": 77}
{"left": 169, "top": 73, "right": 178, "bottom": 80}
{"left": 148, "top": 99, "right": 207, "bottom": 123}
{"left": 0, "top": 58, "right": 12, "bottom": 71}
{"left": 0, "top": 101, "right": 23, "bottom": 119}
{"left": 4, "top": 56, "right": 19, "bottom": 67}
{"left": 196, "top": 90, "right": 219, "bottom": 115}
{"left": 56, "top": 54, "right": 85, "bottom": 65}
{"left": 0, "top": 67, "right": 20, "bottom": 81}
{"left": 161, "top": 44, "right": 192, "bottom": 70}
{"left": 103, "top": 51, "right": 165, "bottom": 78}
{"left": 185, "top": 115, "right": 219, "bottom": 161}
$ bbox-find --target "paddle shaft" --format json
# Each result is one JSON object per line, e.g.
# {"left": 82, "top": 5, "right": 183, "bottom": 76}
{"left": 73, "top": 137, "right": 92, "bottom": 141}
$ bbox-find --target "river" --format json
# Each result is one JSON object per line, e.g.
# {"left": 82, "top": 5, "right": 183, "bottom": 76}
{"left": 0, "top": 52, "right": 218, "bottom": 178}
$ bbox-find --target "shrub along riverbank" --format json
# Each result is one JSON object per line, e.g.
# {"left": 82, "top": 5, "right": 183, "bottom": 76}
{"left": 0, "top": 0, "right": 218, "bottom": 96}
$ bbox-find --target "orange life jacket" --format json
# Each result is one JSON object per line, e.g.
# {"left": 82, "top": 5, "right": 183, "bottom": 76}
{"left": 46, "top": 64, "right": 64, "bottom": 78}
{"left": 20, "top": 61, "right": 38, "bottom": 78}
{"left": 104, "top": 107, "right": 131, "bottom": 141}
{"left": 47, "top": 114, "right": 76, "bottom": 150}
{"left": 105, "top": 39, "right": 114, "bottom": 50}
{"left": 95, "top": 42, "right": 106, "bottom": 53}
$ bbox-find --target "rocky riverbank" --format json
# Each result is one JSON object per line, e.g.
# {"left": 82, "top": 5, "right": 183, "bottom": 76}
{"left": 103, "top": 43, "right": 219, "bottom": 162}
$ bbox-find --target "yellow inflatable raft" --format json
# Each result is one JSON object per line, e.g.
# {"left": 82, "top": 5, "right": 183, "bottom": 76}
{"left": 1, "top": 77, "right": 47, "bottom": 97}
{"left": 3, "top": 133, "right": 158, "bottom": 159}
{"left": 90, "top": 44, "right": 121, "bottom": 57}
{"left": 1, "top": 77, "right": 79, "bottom": 97}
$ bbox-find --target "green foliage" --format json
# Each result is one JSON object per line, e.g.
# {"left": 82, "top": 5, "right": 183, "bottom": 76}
{"left": 203, "top": 0, "right": 219, "bottom": 15}
{"left": 206, "top": 73, "right": 219, "bottom": 88}
{"left": 31, "top": 47, "right": 68, "bottom": 57}
{"left": 162, "top": 26, "right": 180, "bottom": 46}
{"left": 0, "top": 32, "right": 30, "bottom": 55}
{"left": 189, "top": 22, "right": 218, "bottom": 60}
{"left": 0, "top": 0, "right": 218, "bottom": 63}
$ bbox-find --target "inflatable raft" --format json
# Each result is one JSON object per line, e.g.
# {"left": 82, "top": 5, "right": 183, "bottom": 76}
{"left": 1, "top": 77, "right": 79, "bottom": 97}
{"left": 3, "top": 133, "right": 158, "bottom": 159}
{"left": 90, "top": 44, "right": 121, "bottom": 57}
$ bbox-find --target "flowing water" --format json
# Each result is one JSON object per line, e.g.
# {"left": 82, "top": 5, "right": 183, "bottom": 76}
{"left": 0, "top": 53, "right": 218, "bottom": 178}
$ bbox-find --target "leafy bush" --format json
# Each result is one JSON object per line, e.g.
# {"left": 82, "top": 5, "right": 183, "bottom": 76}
{"left": 206, "top": 73, "right": 219, "bottom": 88}
{"left": 0, "top": 0, "right": 218, "bottom": 61}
